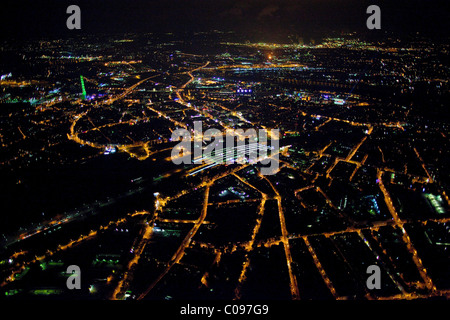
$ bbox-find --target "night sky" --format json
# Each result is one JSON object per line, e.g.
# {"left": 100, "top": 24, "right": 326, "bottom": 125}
{"left": 0, "top": 0, "right": 449, "bottom": 40}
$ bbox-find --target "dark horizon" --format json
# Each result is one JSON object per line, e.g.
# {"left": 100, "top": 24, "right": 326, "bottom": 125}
{"left": 1, "top": 0, "right": 449, "bottom": 41}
